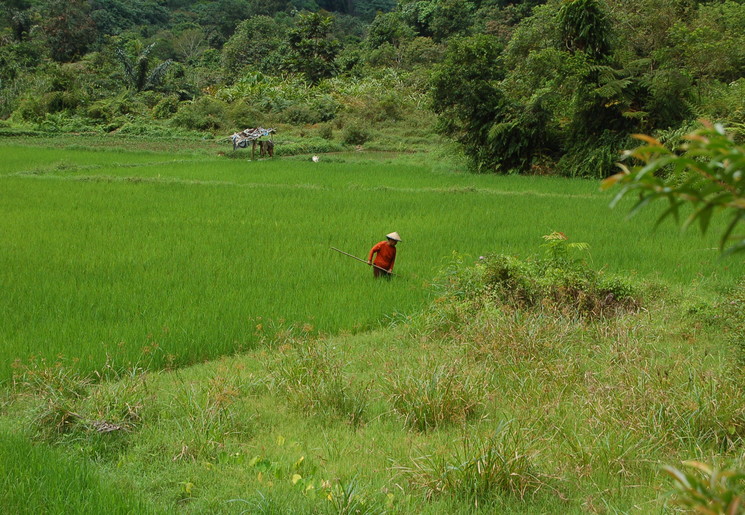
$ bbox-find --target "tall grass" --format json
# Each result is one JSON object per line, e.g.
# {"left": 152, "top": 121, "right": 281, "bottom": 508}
{"left": 1, "top": 141, "right": 743, "bottom": 382}
{"left": 398, "top": 421, "right": 542, "bottom": 504}
{"left": 0, "top": 425, "right": 158, "bottom": 514}
{"left": 386, "top": 362, "right": 485, "bottom": 431}
{"left": 268, "top": 341, "right": 369, "bottom": 426}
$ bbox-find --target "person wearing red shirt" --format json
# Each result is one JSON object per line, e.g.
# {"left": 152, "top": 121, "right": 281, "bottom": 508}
{"left": 367, "top": 232, "right": 402, "bottom": 278}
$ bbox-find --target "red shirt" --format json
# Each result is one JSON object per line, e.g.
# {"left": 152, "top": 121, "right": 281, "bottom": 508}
{"left": 368, "top": 241, "right": 397, "bottom": 271}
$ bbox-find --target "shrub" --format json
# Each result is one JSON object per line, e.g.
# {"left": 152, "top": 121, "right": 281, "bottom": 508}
{"left": 86, "top": 93, "right": 146, "bottom": 122}
{"left": 152, "top": 95, "right": 179, "bottom": 120}
{"left": 171, "top": 96, "right": 228, "bottom": 131}
{"left": 308, "top": 94, "right": 339, "bottom": 122}
{"left": 35, "top": 113, "right": 101, "bottom": 134}
{"left": 557, "top": 131, "right": 631, "bottom": 178}
{"left": 226, "top": 100, "right": 267, "bottom": 128}
{"left": 341, "top": 124, "right": 372, "bottom": 145}
{"left": 281, "top": 104, "right": 322, "bottom": 125}
{"left": 443, "top": 233, "right": 640, "bottom": 318}
{"left": 13, "top": 95, "right": 53, "bottom": 123}
{"left": 317, "top": 124, "right": 333, "bottom": 140}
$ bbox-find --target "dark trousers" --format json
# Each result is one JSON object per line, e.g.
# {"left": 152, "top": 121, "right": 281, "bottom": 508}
{"left": 373, "top": 267, "right": 392, "bottom": 279}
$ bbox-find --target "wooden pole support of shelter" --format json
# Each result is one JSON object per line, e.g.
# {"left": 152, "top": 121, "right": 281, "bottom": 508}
{"left": 230, "top": 127, "right": 276, "bottom": 159}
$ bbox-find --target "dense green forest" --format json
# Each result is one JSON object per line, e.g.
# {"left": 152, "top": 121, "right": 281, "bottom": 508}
{"left": 2, "top": 0, "right": 745, "bottom": 176}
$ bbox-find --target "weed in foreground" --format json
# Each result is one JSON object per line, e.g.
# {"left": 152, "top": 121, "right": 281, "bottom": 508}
{"left": 226, "top": 476, "right": 386, "bottom": 515}
{"left": 268, "top": 342, "right": 369, "bottom": 427}
{"left": 397, "top": 421, "right": 543, "bottom": 504}
{"left": 328, "top": 476, "right": 387, "bottom": 515}
{"left": 9, "top": 356, "right": 150, "bottom": 461}
{"left": 385, "top": 361, "right": 485, "bottom": 432}
{"left": 12, "top": 357, "right": 91, "bottom": 438}
{"left": 664, "top": 461, "right": 745, "bottom": 514}
{"left": 170, "top": 372, "right": 251, "bottom": 461}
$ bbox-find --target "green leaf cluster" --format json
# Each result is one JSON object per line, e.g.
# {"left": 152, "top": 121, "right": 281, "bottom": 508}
{"left": 605, "top": 123, "right": 745, "bottom": 254}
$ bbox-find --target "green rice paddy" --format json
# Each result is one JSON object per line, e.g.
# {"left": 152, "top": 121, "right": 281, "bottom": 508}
{"left": 1, "top": 141, "right": 742, "bottom": 382}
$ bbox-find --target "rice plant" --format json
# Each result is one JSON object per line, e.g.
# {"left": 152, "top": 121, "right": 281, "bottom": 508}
{"left": 2, "top": 141, "right": 743, "bottom": 382}
{"left": 0, "top": 426, "right": 157, "bottom": 514}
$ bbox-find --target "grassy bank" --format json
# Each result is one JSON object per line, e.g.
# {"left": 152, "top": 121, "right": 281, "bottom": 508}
{"left": 3, "top": 256, "right": 744, "bottom": 513}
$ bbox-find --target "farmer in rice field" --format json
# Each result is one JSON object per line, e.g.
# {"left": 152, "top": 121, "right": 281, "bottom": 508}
{"left": 367, "top": 232, "right": 401, "bottom": 279}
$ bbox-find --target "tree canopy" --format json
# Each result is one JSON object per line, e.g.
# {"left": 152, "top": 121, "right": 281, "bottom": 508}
{"left": 1, "top": 0, "right": 745, "bottom": 177}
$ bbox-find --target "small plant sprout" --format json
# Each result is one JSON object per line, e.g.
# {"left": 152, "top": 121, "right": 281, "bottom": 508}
{"left": 540, "top": 231, "right": 590, "bottom": 265}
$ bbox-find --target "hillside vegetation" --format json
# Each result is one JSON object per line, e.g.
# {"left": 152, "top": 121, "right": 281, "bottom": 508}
{"left": 2, "top": 0, "right": 745, "bottom": 176}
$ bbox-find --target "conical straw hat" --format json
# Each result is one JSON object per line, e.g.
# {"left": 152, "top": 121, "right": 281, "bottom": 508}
{"left": 386, "top": 232, "right": 402, "bottom": 241}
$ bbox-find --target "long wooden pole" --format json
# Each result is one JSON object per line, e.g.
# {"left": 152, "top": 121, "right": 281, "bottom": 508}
{"left": 330, "top": 247, "right": 397, "bottom": 276}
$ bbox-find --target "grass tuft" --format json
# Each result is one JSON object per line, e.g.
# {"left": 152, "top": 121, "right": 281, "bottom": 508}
{"left": 385, "top": 361, "right": 485, "bottom": 431}
{"left": 268, "top": 341, "right": 369, "bottom": 427}
{"left": 399, "top": 421, "right": 543, "bottom": 504}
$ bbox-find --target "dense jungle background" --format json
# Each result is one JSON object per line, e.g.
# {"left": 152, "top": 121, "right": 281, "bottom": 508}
{"left": 2, "top": 0, "right": 745, "bottom": 176}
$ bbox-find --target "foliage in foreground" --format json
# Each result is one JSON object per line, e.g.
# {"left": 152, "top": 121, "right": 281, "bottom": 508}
{"left": 605, "top": 122, "right": 745, "bottom": 254}
{"left": 605, "top": 122, "right": 745, "bottom": 513}
{"left": 664, "top": 461, "right": 745, "bottom": 514}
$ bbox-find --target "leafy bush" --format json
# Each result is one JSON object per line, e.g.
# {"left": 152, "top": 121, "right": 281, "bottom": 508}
{"left": 226, "top": 100, "right": 268, "bottom": 129}
{"left": 441, "top": 233, "right": 639, "bottom": 318}
{"left": 36, "top": 113, "right": 102, "bottom": 134}
{"left": 86, "top": 92, "right": 146, "bottom": 122}
{"left": 604, "top": 123, "right": 745, "bottom": 253}
{"left": 281, "top": 104, "right": 323, "bottom": 125}
{"left": 171, "top": 96, "right": 228, "bottom": 131}
{"left": 341, "top": 124, "right": 372, "bottom": 145}
{"left": 13, "top": 95, "right": 53, "bottom": 123}
{"left": 317, "top": 124, "right": 333, "bottom": 140}
{"left": 151, "top": 95, "right": 179, "bottom": 119}
{"left": 557, "top": 130, "right": 631, "bottom": 178}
